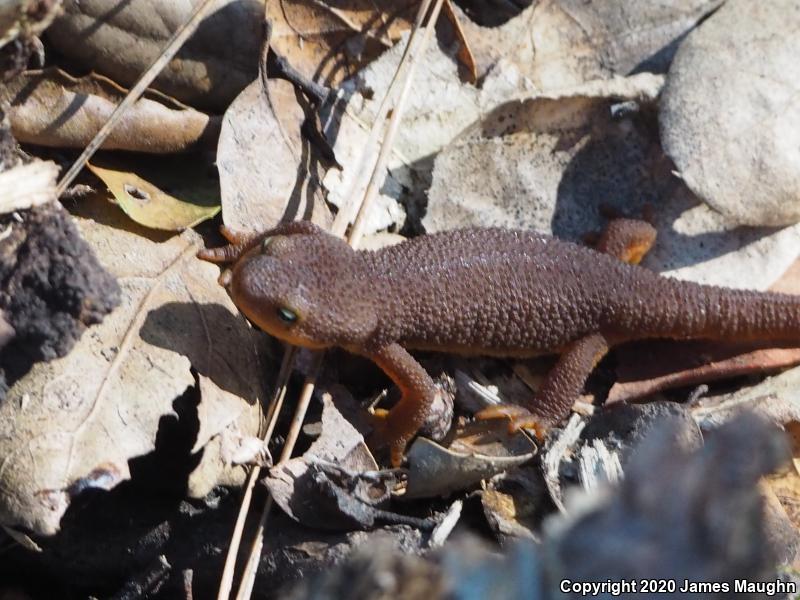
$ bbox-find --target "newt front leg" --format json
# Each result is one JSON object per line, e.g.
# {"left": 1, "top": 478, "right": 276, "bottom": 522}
{"left": 363, "top": 342, "right": 437, "bottom": 467}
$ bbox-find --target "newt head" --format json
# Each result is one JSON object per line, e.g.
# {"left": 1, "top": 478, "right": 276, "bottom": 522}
{"left": 225, "top": 228, "right": 379, "bottom": 350}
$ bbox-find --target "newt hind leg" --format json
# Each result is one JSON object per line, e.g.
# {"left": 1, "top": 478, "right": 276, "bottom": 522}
{"left": 477, "top": 333, "right": 610, "bottom": 436}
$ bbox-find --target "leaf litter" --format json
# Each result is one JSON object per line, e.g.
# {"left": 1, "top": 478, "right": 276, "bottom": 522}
{"left": 3, "top": 0, "right": 800, "bottom": 594}
{"left": 0, "top": 198, "right": 267, "bottom": 536}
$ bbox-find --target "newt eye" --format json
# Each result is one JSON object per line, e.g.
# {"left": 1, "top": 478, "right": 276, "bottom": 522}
{"left": 276, "top": 307, "right": 298, "bottom": 324}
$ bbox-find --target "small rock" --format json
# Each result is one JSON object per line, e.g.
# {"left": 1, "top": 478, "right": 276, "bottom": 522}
{"left": 581, "top": 401, "right": 703, "bottom": 466}
{"left": 0, "top": 203, "right": 120, "bottom": 364}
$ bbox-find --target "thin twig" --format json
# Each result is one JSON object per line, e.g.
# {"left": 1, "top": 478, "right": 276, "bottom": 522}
{"left": 215, "top": 346, "right": 296, "bottom": 600}
{"left": 55, "top": 0, "right": 219, "bottom": 196}
{"left": 330, "top": 0, "right": 436, "bottom": 238}
{"left": 441, "top": 0, "right": 477, "bottom": 84}
{"left": 259, "top": 19, "right": 298, "bottom": 160}
{"left": 235, "top": 355, "right": 323, "bottom": 600}
{"left": 349, "top": 0, "right": 445, "bottom": 248}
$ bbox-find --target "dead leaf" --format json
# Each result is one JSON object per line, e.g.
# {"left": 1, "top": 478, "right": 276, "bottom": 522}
{"left": 440, "top": 0, "right": 477, "bottom": 84}
{"left": 87, "top": 156, "right": 220, "bottom": 231}
{"left": 0, "top": 159, "right": 57, "bottom": 214}
{"left": 404, "top": 427, "right": 535, "bottom": 500}
{"left": 480, "top": 488, "right": 537, "bottom": 541}
{"left": 322, "top": 30, "right": 533, "bottom": 234}
{"left": 46, "top": 0, "right": 418, "bottom": 110}
{"left": 451, "top": 0, "right": 722, "bottom": 86}
{"left": 265, "top": 395, "right": 399, "bottom": 530}
{"left": 423, "top": 73, "right": 666, "bottom": 236}
{"left": 0, "top": 207, "right": 266, "bottom": 536}
{"left": 266, "top": 0, "right": 415, "bottom": 88}
{"left": 47, "top": 0, "right": 262, "bottom": 111}
{"left": 532, "top": 0, "right": 723, "bottom": 83}
{"left": 188, "top": 401, "right": 266, "bottom": 498}
{"left": 217, "top": 77, "right": 331, "bottom": 234}
{"left": 660, "top": 0, "right": 800, "bottom": 226}
{"left": 3, "top": 68, "right": 219, "bottom": 153}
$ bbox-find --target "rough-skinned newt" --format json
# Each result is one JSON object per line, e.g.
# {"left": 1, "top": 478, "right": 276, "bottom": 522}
{"left": 199, "top": 219, "right": 800, "bottom": 466}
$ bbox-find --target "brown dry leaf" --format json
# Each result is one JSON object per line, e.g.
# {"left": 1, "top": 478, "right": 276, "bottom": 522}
{"left": 451, "top": 0, "right": 722, "bottom": 86}
{"left": 323, "top": 32, "right": 533, "bottom": 234}
{"left": 87, "top": 157, "right": 220, "bottom": 231}
{"left": 267, "top": 0, "right": 415, "bottom": 87}
{"left": 0, "top": 207, "right": 266, "bottom": 536}
{"left": 440, "top": 0, "right": 477, "bottom": 84}
{"left": 423, "top": 72, "right": 665, "bottom": 236}
{"left": 217, "top": 77, "right": 331, "bottom": 233}
{"left": 46, "top": 0, "right": 417, "bottom": 110}
{"left": 46, "top": 0, "right": 262, "bottom": 111}
{"left": 2, "top": 68, "right": 219, "bottom": 153}
{"left": 188, "top": 378, "right": 269, "bottom": 498}
{"left": 480, "top": 488, "right": 537, "bottom": 541}
{"left": 322, "top": 0, "right": 720, "bottom": 234}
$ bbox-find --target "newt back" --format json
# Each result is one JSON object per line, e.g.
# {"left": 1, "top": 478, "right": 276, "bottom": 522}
{"left": 363, "top": 227, "right": 800, "bottom": 353}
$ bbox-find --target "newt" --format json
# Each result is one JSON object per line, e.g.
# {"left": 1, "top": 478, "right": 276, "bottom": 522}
{"left": 199, "top": 219, "right": 800, "bottom": 466}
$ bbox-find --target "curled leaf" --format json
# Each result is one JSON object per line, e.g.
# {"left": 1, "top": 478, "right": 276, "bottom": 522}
{"left": 3, "top": 68, "right": 219, "bottom": 153}
{"left": 405, "top": 428, "right": 535, "bottom": 500}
